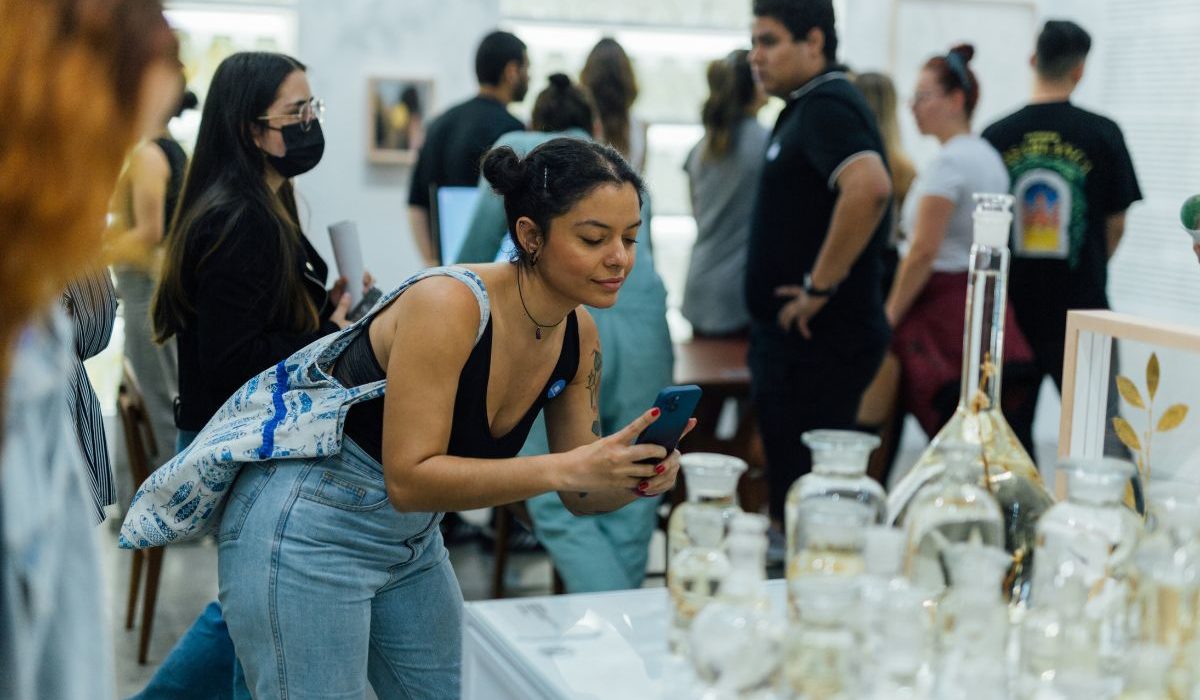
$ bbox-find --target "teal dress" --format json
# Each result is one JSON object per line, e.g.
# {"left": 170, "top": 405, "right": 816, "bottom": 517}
{"left": 456, "top": 129, "right": 675, "bottom": 592}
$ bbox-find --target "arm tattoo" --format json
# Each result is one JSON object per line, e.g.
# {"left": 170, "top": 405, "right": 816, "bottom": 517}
{"left": 585, "top": 347, "right": 602, "bottom": 414}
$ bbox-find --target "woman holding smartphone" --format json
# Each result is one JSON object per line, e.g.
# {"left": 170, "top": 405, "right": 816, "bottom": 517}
{"left": 206, "top": 138, "right": 690, "bottom": 698}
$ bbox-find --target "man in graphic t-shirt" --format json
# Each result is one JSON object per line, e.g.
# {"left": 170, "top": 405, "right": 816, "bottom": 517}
{"left": 746, "top": 0, "right": 893, "bottom": 530}
{"left": 982, "top": 20, "right": 1141, "bottom": 426}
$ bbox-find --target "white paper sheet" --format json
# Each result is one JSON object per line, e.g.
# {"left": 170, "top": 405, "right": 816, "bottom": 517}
{"left": 327, "top": 220, "right": 364, "bottom": 307}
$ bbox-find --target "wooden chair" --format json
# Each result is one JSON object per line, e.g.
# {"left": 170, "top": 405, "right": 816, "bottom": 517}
{"left": 491, "top": 502, "right": 564, "bottom": 598}
{"left": 116, "top": 360, "right": 164, "bottom": 664}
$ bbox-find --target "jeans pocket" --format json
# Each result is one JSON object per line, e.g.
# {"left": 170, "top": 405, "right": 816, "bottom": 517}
{"left": 218, "top": 464, "right": 277, "bottom": 544}
{"left": 300, "top": 469, "right": 391, "bottom": 512}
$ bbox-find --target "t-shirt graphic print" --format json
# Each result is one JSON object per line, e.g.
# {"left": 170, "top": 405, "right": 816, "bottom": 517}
{"left": 1004, "top": 131, "right": 1089, "bottom": 266}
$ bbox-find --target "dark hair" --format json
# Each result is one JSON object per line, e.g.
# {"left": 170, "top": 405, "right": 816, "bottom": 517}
{"left": 476, "top": 30, "right": 526, "bottom": 86}
{"left": 531, "top": 73, "right": 595, "bottom": 134}
{"left": 580, "top": 38, "right": 638, "bottom": 159}
{"left": 752, "top": 0, "right": 838, "bottom": 63}
{"left": 702, "top": 50, "right": 757, "bottom": 160}
{"left": 924, "top": 44, "right": 980, "bottom": 118}
{"left": 174, "top": 89, "right": 198, "bottom": 117}
{"left": 1036, "top": 20, "right": 1091, "bottom": 80}
{"left": 153, "top": 52, "right": 317, "bottom": 343}
{"left": 480, "top": 138, "right": 644, "bottom": 265}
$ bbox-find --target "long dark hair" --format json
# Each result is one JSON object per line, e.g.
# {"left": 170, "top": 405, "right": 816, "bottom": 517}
{"left": 480, "top": 139, "right": 644, "bottom": 266}
{"left": 702, "top": 50, "right": 757, "bottom": 160}
{"left": 580, "top": 38, "right": 638, "bottom": 159}
{"left": 153, "top": 51, "right": 317, "bottom": 343}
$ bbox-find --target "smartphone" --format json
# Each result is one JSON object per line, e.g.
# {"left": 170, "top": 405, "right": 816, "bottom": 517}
{"left": 634, "top": 385, "right": 702, "bottom": 462}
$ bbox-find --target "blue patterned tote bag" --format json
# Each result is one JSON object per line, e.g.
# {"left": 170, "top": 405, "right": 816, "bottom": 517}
{"left": 119, "top": 267, "right": 490, "bottom": 549}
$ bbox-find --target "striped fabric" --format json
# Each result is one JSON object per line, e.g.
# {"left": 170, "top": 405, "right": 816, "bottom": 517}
{"left": 62, "top": 271, "right": 118, "bottom": 523}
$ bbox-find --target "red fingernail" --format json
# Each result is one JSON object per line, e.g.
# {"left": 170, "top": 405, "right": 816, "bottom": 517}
{"left": 650, "top": 408, "right": 660, "bottom": 417}
{"left": 654, "top": 464, "right": 665, "bottom": 474}
{"left": 639, "top": 481, "right": 649, "bottom": 490}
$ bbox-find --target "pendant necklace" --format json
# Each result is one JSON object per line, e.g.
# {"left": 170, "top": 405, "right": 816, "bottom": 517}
{"left": 516, "top": 268, "right": 564, "bottom": 340}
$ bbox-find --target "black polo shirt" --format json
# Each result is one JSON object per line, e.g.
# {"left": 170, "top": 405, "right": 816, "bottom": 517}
{"left": 745, "top": 71, "right": 890, "bottom": 346}
{"left": 407, "top": 95, "right": 524, "bottom": 210}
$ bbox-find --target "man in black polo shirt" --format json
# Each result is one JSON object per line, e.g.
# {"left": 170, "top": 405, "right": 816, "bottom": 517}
{"left": 982, "top": 21, "right": 1141, "bottom": 449}
{"left": 747, "top": 0, "right": 894, "bottom": 527}
{"left": 407, "top": 30, "right": 528, "bottom": 267}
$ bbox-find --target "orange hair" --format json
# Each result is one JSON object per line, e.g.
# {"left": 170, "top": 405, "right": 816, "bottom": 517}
{"left": 0, "top": 0, "right": 176, "bottom": 398}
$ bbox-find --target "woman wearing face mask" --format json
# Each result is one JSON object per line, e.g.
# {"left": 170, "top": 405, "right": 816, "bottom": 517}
{"left": 134, "top": 51, "right": 363, "bottom": 700}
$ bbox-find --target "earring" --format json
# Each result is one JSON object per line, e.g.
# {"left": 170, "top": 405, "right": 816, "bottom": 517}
{"left": 530, "top": 248, "right": 540, "bottom": 267}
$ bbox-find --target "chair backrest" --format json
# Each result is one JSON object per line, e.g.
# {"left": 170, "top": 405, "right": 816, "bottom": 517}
{"left": 117, "top": 360, "right": 158, "bottom": 488}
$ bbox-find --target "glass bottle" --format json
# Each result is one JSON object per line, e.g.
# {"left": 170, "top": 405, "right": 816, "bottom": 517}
{"left": 1133, "top": 482, "right": 1200, "bottom": 698}
{"left": 934, "top": 540, "right": 1012, "bottom": 700}
{"left": 1032, "top": 458, "right": 1142, "bottom": 667}
{"left": 785, "top": 430, "right": 886, "bottom": 534}
{"left": 888, "top": 193, "right": 1055, "bottom": 606}
{"left": 784, "top": 576, "right": 860, "bottom": 700}
{"left": 669, "top": 505, "right": 732, "bottom": 656}
{"left": 786, "top": 499, "right": 872, "bottom": 620}
{"left": 902, "top": 439, "right": 1006, "bottom": 595}
{"left": 690, "top": 513, "right": 783, "bottom": 698}
{"left": 1116, "top": 645, "right": 1174, "bottom": 700}
{"left": 668, "top": 453, "right": 746, "bottom": 567}
{"left": 1018, "top": 568, "right": 1104, "bottom": 698}
{"left": 859, "top": 526, "right": 931, "bottom": 699}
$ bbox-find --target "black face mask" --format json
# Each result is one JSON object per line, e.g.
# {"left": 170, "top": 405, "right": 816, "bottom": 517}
{"left": 265, "top": 120, "right": 325, "bottom": 178}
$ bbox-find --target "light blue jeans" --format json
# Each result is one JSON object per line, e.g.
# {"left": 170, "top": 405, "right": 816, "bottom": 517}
{"left": 129, "top": 429, "right": 251, "bottom": 700}
{"left": 218, "top": 438, "right": 462, "bottom": 699}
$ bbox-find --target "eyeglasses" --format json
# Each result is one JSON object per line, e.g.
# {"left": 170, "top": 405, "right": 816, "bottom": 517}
{"left": 910, "top": 90, "right": 945, "bottom": 106}
{"left": 257, "top": 96, "right": 325, "bottom": 132}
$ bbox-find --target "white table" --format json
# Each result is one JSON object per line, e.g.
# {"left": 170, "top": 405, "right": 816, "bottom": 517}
{"left": 461, "top": 581, "right": 788, "bottom": 699}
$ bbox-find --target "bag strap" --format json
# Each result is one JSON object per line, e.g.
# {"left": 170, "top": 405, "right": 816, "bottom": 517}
{"left": 340, "top": 266, "right": 491, "bottom": 403}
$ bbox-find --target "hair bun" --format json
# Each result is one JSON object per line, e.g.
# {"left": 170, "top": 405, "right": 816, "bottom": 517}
{"left": 548, "top": 72, "right": 571, "bottom": 91}
{"left": 950, "top": 43, "right": 976, "bottom": 63}
{"left": 480, "top": 146, "right": 526, "bottom": 197}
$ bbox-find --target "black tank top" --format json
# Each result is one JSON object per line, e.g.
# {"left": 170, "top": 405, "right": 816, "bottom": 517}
{"left": 335, "top": 310, "right": 580, "bottom": 463}
{"left": 154, "top": 136, "right": 188, "bottom": 237}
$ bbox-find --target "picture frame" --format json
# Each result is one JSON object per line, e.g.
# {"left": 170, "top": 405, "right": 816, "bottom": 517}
{"left": 1057, "top": 309, "right": 1200, "bottom": 495}
{"left": 367, "top": 76, "right": 433, "bottom": 165}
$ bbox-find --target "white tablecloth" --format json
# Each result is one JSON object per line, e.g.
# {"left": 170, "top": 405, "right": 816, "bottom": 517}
{"left": 461, "top": 581, "right": 788, "bottom": 699}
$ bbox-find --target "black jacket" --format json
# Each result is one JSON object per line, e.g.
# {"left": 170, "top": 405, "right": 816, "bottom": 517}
{"left": 174, "top": 208, "right": 338, "bottom": 431}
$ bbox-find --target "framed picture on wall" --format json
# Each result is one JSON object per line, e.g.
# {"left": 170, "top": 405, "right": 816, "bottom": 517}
{"left": 367, "top": 76, "right": 433, "bottom": 165}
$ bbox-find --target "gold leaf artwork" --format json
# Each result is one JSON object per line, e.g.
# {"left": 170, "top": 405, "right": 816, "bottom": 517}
{"left": 1112, "top": 416, "right": 1142, "bottom": 454}
{"left": 1147, "top": 354, "right": 1160, "bottom": 401}
{"left": 1113, "top": 352, "right": 1191, "bottom": 489}
{"left": 1157, "top": 404, "right": 1188, "bottom": 432}
{"left": 1116, "top": 376, "right": 1145, "bottom": 409}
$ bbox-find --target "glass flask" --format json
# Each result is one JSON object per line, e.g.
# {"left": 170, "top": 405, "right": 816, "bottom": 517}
{"left": 784, "top": 576, "right": 860, "bottom": 700}
{"left": 690, "top": 513, "right": 783, "bottom": 698}
{"left": 786, "top": 499, "right": 872, "bottom": 620}
{"left": 858, "top": 526, "right": 931, "bottom": 699}
{"left": 669, "top": 505, "right": 732, "bottom": 656}
{"left": 888, "top": 193, "right": 1055, "bottom": 606}
{"left": 934, "top": 540, "right": 1011, "bottom": 700}
{"left": 668, "top": 453, "right": 746, "bottom": 566}
{"left": 1133, "top": 482, "right": 1200, "bottom": 699}
{"left": 1032, "top": 459, "right": 1142, "bottom": 666}
{"left": 902, "top": 439, "right": 1006, "bottom": 594}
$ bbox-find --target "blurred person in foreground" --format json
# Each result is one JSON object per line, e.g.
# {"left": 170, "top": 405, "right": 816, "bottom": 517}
{"left": 747, "top": 0, "right": 893, "bottom": 533}
{"left": 0, "top": 0, "right": 179, "bottom": 697}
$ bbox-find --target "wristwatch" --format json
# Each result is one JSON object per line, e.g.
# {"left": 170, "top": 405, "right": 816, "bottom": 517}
{"left": 803, "top": 273, "right": 838, "bottom": 298}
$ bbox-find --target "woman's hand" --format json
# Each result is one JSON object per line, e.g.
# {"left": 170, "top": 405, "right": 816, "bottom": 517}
{"left": 632, "top": 417, "right": 697, "bottom": 498}
{"left": 563, "top": 408, "right": 673, "bottom": 493}
{"left": 329, "top": 293, "right": 352, "bottom": 329}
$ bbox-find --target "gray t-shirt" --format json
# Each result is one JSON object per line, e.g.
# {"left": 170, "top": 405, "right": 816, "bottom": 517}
{"left": 682, "top": 117, "right": 770, "bottom": 334}
{"left": 900, "top": 134, "right": 1010, "bottom": 272}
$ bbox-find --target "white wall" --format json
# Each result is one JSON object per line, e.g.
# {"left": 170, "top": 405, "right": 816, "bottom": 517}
{"left": 294, "top": 0, "right": 501, "bottom": 290}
